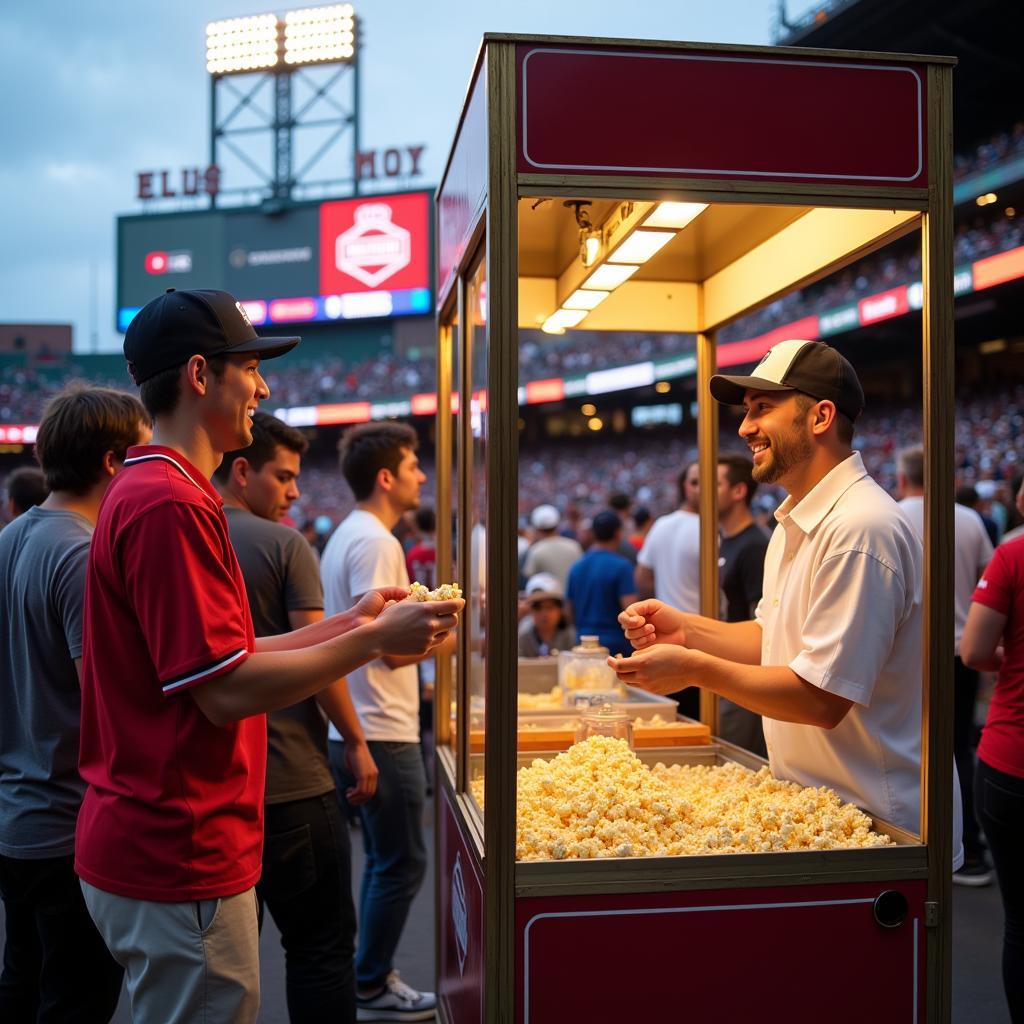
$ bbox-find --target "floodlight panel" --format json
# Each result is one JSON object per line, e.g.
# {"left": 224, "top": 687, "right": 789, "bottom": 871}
{"left": 284, "top": 4, "right": 357, "bottom": 66}
{"left": 206, "top": 13, "right": 279, "bottom": 75}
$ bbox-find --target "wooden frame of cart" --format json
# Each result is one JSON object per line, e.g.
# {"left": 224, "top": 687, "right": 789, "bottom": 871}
{"left": 433, "top": 33, "right": 956, "bottom": 1024}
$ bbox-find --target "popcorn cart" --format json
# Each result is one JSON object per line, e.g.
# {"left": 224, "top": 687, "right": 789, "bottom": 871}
{"left": 433, "top": 33, "right": 956, "bottom": 1023}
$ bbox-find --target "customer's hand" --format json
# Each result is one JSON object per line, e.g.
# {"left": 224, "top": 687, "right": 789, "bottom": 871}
{"left": 372, "top": 597, "right": 464, "bottom": 656}
{"left": 344, "top": 741, "right": 379, "bottom": 806}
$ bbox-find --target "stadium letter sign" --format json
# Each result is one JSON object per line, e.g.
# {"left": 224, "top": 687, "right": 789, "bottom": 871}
{"left": 136, "top": 166, "right": 221, "bottom": 201}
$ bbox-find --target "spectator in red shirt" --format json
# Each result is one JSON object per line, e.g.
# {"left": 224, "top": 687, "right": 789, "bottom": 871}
{"left": 405, "top": 506, "right": 437, "bottom": 590}
{"left": 75, "top": 289, "right": 462, "bottom": 1024}
{"left": 962, "top": 477, "right": 1024, "bottom": 1024}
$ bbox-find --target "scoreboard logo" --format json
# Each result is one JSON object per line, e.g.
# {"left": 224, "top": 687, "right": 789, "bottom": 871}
{"left": 337, "top": 204, "right": 411, "bottom": 287}
{"left": 145, "top": 250, "right": 193, "bottom": 275}
{"left": 319, "top": 192, "right": 429, "bottom": 296}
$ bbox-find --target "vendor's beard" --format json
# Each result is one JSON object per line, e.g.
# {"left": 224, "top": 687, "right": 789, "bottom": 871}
{"left": 752, "top": 425, "right": 814, "bottom": 485}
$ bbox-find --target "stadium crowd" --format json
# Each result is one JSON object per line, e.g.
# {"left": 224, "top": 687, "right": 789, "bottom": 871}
{"left": 1, "top": 196, "right": 1021, "bottom": 431}
{"left": 4, "top": 383, "right": 1023, "bottom": 540}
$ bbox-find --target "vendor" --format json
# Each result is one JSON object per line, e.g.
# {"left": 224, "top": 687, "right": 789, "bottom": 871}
{"left": 609, "top": 338, "right": 963, "bottom": 862}
{"left": 519, "top": 573, "right": 576, "bottom": 657}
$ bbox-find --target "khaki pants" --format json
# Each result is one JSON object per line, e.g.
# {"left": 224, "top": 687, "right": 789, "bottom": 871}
{"left": 81, "top": 882, "right": 260, "bottom": 1024}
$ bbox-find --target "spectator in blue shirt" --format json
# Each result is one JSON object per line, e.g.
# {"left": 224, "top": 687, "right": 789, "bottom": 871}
{"left": 567, "top": 511, "right": 638, "bottom": 656}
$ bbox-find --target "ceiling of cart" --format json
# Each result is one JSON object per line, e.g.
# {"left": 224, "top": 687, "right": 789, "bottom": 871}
{"left": 517, "top": 197, "right": 920, "bottom": 335}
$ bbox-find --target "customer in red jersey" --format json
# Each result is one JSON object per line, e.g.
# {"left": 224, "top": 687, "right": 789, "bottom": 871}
{"left": 75, "top": 289, "right": 462, "bottom": 1024}
{"left": 961, "top": 498, "right": 1024, "bottom": 1024}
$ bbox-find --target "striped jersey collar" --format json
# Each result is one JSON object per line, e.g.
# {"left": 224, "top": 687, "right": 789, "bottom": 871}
{"left": 123, "top": 445, "right": 222, "bottom": 504}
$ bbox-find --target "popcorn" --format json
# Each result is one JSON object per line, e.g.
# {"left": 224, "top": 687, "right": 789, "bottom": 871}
{"left": 517, "top": 686, "right": 564, "bottom": 711}
{"left": 409, "top": 581, "right": 463, "bottom": 601}
{"left": 470, "top": 736, "right": 892, "bottom": 862}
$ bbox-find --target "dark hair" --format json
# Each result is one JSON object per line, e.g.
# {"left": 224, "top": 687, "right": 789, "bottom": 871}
{"left": 897, "top": 446, "right": 925, "bottom": 488}
{"left": 214, "top": 410, "right": 309, "bottom": 484}
{"left": 339, "top": 422, "right": 419, "bottom": 501}
{"left": 633, "top": 506, "right": 651, "bottom": 529}
{"left": 34, "top": 384, "right": 149, "bottom": 495}
{"left": 676, "top": 460, "right": 698, "bottom": 505}
{"left": 415, "top": 505, "right": 436, "bottom": 533}
{"left": 955, "top": 485, "right": 979, "bottom": 508}
{"left": 5, "top": 466, "right": 48, "bottom": 514}
{"left": 794, "top": 391, "right": 855, "bottom": 445}
{"left": 718, "top": 453, "right": 758, "bottom": 506}
{"left": 608, "top": 492, "right": 631, "bottom": 512}
{"left": 592, "top": 510, "right": 622, "bottom": 542}
{"left": 138, "top": 355, "right": 227, "bottom": 419}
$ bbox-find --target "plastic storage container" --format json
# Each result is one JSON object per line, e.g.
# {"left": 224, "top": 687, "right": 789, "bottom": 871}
{"left": 557, "top": 636, "right": 626, "bottom": 706}
{"left": 574, "top": 702, "right": 634, "bottom": 749}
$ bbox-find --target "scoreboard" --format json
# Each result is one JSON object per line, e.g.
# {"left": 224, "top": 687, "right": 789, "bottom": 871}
{"left": 116, "top": 190, "right": 432, "bottom": 332}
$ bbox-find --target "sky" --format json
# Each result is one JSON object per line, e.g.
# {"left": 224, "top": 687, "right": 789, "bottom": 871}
{"left": 0, "top": 0, "right": 792, "bottom": 353}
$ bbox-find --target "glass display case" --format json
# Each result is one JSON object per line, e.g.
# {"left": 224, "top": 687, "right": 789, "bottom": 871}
{"left": 434, "top": 33, "right": 956, "bottom": 1024}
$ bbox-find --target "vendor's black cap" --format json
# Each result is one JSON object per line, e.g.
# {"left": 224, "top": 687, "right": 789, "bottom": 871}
{"left": 123, "top": 288, "right": 300, "bottom": 385}
{"left": 709, "top": 339, "right": 865, "bottom": 422}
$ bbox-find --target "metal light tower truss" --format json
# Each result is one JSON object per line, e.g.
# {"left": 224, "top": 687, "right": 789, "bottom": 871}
{"left": 206, "top": 5, "right": 361, "bottom": 207}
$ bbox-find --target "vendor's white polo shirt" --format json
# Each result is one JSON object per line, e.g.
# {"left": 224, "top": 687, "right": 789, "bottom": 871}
{"left": 757, "top": 453, "right": 962, "bottom": 864}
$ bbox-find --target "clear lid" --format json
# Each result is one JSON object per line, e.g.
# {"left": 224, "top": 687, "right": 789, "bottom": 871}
{"left": 579, "top": 701, "right": 630, "bottom": 725}
{"left": 571, "top": 635, "right": 609, "bottom": 657}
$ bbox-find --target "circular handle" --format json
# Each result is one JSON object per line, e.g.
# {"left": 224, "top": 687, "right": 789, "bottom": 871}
{"left": 873, "top": 890, "right": 909, "bottom": 929}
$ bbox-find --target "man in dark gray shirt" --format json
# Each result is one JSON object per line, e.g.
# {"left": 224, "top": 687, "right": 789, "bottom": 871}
{"left": 215, "top": 411, "right": 375, "bottom": 1024}
{"left": 0, "top": 384, "right": 149, "bottom": 1021}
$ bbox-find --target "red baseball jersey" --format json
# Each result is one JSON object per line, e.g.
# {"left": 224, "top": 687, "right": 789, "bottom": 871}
{"left": 76, "top": 446, "right": 266, "bottom": 901}
{"left": 973, "top": 536, "right": 1024, "bottom": 779}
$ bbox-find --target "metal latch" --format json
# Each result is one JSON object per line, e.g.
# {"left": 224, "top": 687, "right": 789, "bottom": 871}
{"left": 924, "top": 900, "right": 940, "bottom": 927}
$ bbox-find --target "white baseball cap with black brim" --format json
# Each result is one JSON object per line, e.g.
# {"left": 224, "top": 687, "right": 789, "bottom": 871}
{"left": 709, "top": 339, "right": 865, "bottom": 422}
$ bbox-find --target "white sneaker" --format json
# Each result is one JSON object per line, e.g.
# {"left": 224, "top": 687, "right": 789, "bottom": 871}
{"left": 356, "top": 970, "right": 437, "bottom": 1021}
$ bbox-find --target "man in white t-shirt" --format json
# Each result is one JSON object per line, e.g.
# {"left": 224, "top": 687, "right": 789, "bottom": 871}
{"left": 611, "top": 340, "right": 963, "bottom": 867}
{"left": 636, "top": 462, "right": 701, "bottom": 716}
{"left": 898, "top": 446, "right": 992, "bottom": 884}
{"left": 321, "top": 422, "right": 454, "bottom": 1022}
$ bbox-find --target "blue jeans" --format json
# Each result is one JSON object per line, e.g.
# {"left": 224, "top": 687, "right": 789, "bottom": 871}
{"left": 329, "top": 740, "right": 427, "bottom": 991}
{"left": 257, "top": 793, "right": 357, "bottom": 1023}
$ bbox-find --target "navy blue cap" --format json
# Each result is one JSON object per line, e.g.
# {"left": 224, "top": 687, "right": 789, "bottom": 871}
{"left": 124, "top": 289, "right": 300, "bottom": 385}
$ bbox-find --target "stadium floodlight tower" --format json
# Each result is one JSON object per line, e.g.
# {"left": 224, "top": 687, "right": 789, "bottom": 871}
{"left": 206, "top": 4, "right": 360, "bottom": 208}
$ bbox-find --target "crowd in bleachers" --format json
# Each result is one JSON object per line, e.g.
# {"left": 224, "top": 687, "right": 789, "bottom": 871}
{"left": 2, "top": 206, "right": 1022, "bottom": 428}
{"left": 955, "top": 121, "right": 1024, "bottom": 181}
{"left": 204, "top": 384, "right": 1024, "bottom": 542}
{"left": 4, "top": 381, "right": 1023, "bottom": 539}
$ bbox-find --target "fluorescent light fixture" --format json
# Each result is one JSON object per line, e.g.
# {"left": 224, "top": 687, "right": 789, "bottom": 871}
{"left": 562, "top": 288, "right": 610, "bottom": 310}
{"left": 607, "top": 229, "right": 675, "bottom": 265}
{"left": 581, "top": 233, "right": 601, "bottom": 267}
{"left": 644, "top": 202, "right": 707, "bottom": 230}
{"left": 541, "top": 308, "right": 588, "bottom": 335}
{"left": 582, "top": 263, "right": 639, "bottom": 290}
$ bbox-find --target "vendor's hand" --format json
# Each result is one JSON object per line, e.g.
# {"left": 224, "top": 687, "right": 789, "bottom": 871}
{"left": 607, "top": 644, "right": 700, "bottom": 695}
{"left": 372, "top": 597, "right": 464, "bottom": 656}
{"left": 618, "top": 600, "right": 687, "bottom": 650}
{"left": 344, "top": 741, "right": 379, "bottom": 806}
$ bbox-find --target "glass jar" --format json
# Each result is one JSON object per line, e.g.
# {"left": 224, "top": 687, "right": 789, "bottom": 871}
{"left": 574, "top": 702, "right": 634, "bottom": 748}
{"left": 557, "top": 636, "right": 624, "bottom": 705}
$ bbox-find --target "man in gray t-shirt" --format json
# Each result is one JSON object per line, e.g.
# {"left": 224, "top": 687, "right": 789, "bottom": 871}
{"left": 0, "top": 384, "right": 148, "bottom": 1021}
{"left": 215, "top": 412, "right": 376, "bottom": 1023}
